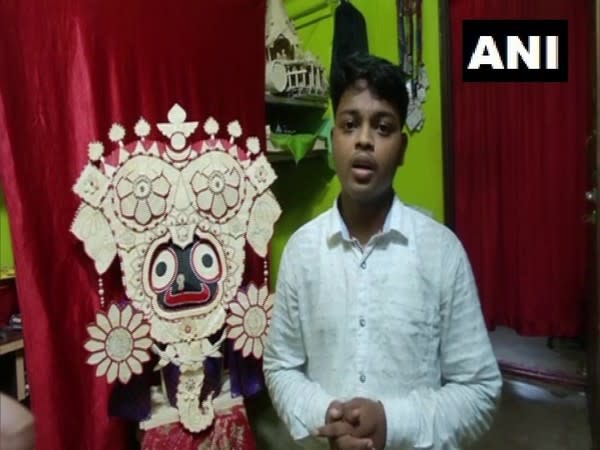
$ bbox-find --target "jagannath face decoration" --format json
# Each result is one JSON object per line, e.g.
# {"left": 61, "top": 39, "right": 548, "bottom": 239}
{"left": 71, "top": 104, "right": 281, "bottom": 432}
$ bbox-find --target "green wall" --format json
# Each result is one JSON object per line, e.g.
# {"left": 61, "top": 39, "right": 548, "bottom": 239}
{"left": 0, "top": 188, "right": 14, "bottom": 277}
{"left": 270, "top": 0, "right": 444, "bottom": 285}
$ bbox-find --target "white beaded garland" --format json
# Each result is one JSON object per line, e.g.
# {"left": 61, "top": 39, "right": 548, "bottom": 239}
{"left": 263, "top": 260, "right": 269, "bottom": 285}
{"left": 98, "top": 277, "right": 105, "bottom": 308}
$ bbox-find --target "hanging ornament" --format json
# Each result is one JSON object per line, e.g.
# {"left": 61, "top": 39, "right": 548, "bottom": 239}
{"left": 98, "top": 277, "right": 105, "bottom": 309}
{"left": 397, "top": 0, "right": 428, "bottom": 132}
{"left": 263, "top": 259, "right": 269, "bottom": 286}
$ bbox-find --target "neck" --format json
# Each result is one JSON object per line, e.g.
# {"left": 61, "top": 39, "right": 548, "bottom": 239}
{"left": 339, "top": 190, "right": 394, "bottom": 246}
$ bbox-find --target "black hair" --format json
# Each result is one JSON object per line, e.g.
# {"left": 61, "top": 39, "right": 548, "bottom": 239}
{"left": 330, "top": 53, "right": 409, "bottom": 125}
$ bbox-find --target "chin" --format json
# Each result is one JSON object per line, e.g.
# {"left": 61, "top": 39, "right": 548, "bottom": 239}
{"left": 344, "top": 186, "right": 378, "bottom": 204}
{"left": 343, "top": 183, "right": 392, "bottom": 205}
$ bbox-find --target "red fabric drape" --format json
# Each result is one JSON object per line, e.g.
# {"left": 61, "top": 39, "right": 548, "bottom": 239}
{"left": 142, "top": 404, "right": 256, "bottom": 450}
{"left": 0, "top": 1, "right": 266, "bottom": 449}
{"left": 450, "top": 0, "right": 591, "bottom": 335}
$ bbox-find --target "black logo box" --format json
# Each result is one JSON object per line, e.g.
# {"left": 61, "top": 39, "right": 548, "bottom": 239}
{"left": 462, "top": 20, "right": 568, "bottom": 82}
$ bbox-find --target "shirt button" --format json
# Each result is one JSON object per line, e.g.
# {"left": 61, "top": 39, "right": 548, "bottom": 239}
{"left": 359, "top": 373, "right": 366, "bottom": 383}
{"left": 359, "top": 318, "right": 366, "bottom": 327}
{"left": 360, "top": 261, "right": 366, "bottom": 269}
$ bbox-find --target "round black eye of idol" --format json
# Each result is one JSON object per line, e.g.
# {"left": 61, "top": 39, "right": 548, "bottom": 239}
{"left": 191, "top": 241, "right": 221, "bottom": 282}
{"left": 150, "top": 248, "right": 177, "bottom": 292}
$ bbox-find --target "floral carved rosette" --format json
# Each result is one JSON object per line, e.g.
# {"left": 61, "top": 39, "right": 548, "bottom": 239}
{"left": 85, "top": 303, "right": 152, "bottom": 384}
{"left": 227, "top": 284, "right": 274, "bottom": 359}
{"left": 71, "top": 104, "right": 282, "bottom": 432}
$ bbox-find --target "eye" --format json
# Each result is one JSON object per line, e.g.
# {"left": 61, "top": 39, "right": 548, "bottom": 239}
{"left": 191, "top": 242, "right": 221, "bottom": 282}
{"left": 150, "top": 248, "right": 177, "bottom": 292}
{"left": 376, "top": 122, "right": 393, "bottom": 135}
{"left": 341, "top": 118, "right": 356, "bottom": 132}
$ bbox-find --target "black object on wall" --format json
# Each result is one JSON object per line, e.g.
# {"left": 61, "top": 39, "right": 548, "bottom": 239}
{"left": 330, "top": 1, "right": 369, "bottom": 77}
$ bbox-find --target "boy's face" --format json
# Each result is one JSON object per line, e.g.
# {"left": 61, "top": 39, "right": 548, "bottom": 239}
{"left": 332, "top": 80, "right": 407, "bottom": 205}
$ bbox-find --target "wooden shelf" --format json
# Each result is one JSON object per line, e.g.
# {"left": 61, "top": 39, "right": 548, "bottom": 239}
{"left": 265, "top": 94, "right": 328, "bottom": 109}
{"left": 0, "top": 268, "right": 15, "bottom": 280}
{"left": 0, "top": 328, "right": 27, "bottom": 401}
{"left": 266, "top": 138, "right": 328, "bottom": 163}
{"left": 0, "top": 329, "right": 23, "bottom": 356}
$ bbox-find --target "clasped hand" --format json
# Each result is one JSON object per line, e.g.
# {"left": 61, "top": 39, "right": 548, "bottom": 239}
{"left": 314, "top": 398, "right": 387, "bottom": 450}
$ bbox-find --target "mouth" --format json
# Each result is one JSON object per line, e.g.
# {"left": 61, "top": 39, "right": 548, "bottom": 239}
{"left": 351, "top": 155, "right": 377, "bottom": 181}
{"left": 163, "top": 283, "right": 212, "bottom": 307}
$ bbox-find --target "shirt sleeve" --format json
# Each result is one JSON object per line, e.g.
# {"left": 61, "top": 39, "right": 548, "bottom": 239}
{"left": 263, "top": 241, "right": 336, "bottom": 443}
{"left": 380, "top": 238, "right": 502, "bottom": 449}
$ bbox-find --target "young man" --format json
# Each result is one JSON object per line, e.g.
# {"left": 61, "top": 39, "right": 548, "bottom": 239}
{"left": 263, "top": 53, "right": 501, "bottom": 450}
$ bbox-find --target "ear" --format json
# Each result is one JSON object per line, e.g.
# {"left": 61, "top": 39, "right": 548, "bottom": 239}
{"left": 396, "top": 132, "right": 408, "bottom": 167}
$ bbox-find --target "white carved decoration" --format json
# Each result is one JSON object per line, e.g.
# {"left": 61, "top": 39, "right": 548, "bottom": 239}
{"left": 226, "top": 283, "right": 274, "bottom": 359}
{"left": 72, "top": 104, "right": 282, "bottom": 432}
{"left": 84, "top": 303, "right": 152, "bottom": 384}
{"left": 71, "top": 205, "right": 116, "bottom": 274}
{"left": 247, "top": 191, "right": 281, "bottom": 258}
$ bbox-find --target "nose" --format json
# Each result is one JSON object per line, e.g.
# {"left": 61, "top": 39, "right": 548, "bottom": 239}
{"left": 176, "top": 273, "right": 185, "bottom": 292}
{"left": 356, "top": 123, "right": 374, "bottom": 151}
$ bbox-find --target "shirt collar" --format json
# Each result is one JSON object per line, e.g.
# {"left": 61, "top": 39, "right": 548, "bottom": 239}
{"left": 326, "top": 194, "right": 408, "bottom": 245}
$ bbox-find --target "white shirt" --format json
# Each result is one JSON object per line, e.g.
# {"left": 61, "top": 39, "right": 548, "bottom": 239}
{"left": 263, "top": 196, "right": 502, "bottom": 450}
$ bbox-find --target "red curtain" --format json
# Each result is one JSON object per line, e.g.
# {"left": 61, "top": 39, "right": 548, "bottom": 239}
{"left": 450, "top": 0, "right": 591, "bottom": 335}
{"left": 0, "top": 1, "right": 265, "bottom": 449}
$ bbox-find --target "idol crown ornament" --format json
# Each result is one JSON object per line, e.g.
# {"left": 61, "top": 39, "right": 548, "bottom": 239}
{"left": 71, "top": 104, "right": 281, "bottom": 432}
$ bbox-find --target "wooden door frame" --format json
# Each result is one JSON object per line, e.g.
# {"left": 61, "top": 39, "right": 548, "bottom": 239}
{"left": 438, "top": 1, "right": 600, "bottom": 446}
{"left": 438, "top": 0, "right": 455, "bottom": 230}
